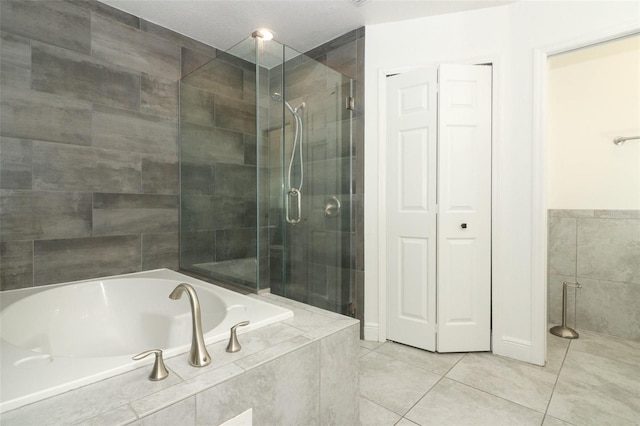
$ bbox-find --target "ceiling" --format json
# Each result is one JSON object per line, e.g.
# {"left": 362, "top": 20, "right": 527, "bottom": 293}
{"left": 99, "top": 0, "right": 512, "bottom": 53}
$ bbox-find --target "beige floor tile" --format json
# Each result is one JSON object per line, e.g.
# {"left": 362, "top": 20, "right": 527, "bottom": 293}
{"left": 545, "top": 332, "right": 570, "bottom": 374}
{"left": 375, "top": 341, "right": 464, "bottom": 375}
{"left": 359, "top": 397, "right": 401, "bottom": 426}
{"left": 547, "top": 350, "right": 640, "bottom": 425}
{"left": 359, "top": 351, "right": 440, "bottom": 416}
{"left": 360, "top": 339, "right": 384, "bottom": 351}
{"left": 395, "top": 417, "right": 420, "bottom": 426}
{"left": 446, "top": 352, "right": 557, "bottom": 412}
{"left": 405, "top": 378, "right": 543, "bottom": 426}
{"left": 542, "top": 414, "right": 577, "bottom": 425}
{"left": 570, "top": 329, "right": 640, "bottom": 366}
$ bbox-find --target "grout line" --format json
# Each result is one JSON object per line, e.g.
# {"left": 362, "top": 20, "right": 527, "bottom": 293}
{"left": 541, "top": 338, "right": 571, "bottom": 419}
{"left": 445, "top": 376, "right": 548, "bottom": 416}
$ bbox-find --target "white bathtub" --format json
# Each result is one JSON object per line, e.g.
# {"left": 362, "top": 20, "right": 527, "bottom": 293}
{"left": 0, "top": 269, "right": 293, "bottom": 412}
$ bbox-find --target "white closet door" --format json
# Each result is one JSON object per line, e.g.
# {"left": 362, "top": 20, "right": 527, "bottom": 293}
{"left": 437, "top": 64, "right": 492, "bottom": 352}
{"left": 385, "top": 68, "right": 438, "bottom": 351}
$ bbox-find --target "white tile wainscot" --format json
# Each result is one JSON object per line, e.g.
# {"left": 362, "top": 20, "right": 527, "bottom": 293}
{"left": 0, "top": 294, "right": 360, "bottom": 426}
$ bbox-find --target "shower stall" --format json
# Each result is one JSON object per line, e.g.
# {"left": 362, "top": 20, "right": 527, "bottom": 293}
{"left": 179, "top": 34, "right": 354, "bottom": 315}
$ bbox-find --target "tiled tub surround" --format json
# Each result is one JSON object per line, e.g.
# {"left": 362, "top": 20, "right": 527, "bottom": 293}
{"left": 0, "top": 0, "right": 220, "bottom": 290}
{"left": 548, "top": 209, "right": 640, "bottom": 340}
{"left": 0, "top": 269, "right": 293, "bottom": 411}
{"left": 1, "top": 291, "right": 360, "bottom": 425}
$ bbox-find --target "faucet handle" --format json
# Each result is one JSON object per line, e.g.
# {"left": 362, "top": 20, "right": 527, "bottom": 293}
{"left": 132, "top": 349, "right": 169, "bottom": 381}
{"left": 226, "top": 321, "right": 250, "bottom": 353}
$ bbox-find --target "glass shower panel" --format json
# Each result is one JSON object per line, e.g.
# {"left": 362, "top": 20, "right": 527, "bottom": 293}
{"left": 179, "top": 34, "right": 353, "bottom": 314}
{"left": 179, "top": 36, "right": 260, "bottom": 291}
{"left": 271, "top": 51, "right": 354, "bottom": 315}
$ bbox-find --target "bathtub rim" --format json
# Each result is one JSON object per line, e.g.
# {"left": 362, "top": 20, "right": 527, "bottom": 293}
{"left": 0, "top": 268, "right": 293, "bottom": 412}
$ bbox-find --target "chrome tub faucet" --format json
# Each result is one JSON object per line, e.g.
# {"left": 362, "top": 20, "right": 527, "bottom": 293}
{"left": 169, "top": 283, "right": 211, "bottom": 367}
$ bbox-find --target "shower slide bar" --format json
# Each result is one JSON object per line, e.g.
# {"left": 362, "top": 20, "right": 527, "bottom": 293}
{"left": 613, "top": 135, "right": 640, "bottom": 145}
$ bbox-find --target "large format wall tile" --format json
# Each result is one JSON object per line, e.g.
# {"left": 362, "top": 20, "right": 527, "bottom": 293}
{"left": 548, "top": 209, "right": 640, "bottom": 340}
{"left": 34, "top": 235, "right": 141, "bottom": 285}
{"left": 0, "top": 190, "right": 92, "bottom": 241}
{"left": 142, "top": 232, "right": 179, "bottom": 270}
{"left": 32, "top": 141, "right": 141, "bottom": 193}
{"left": 182, "top": 59, "right": 244, "bottom": 99}
{"left": 32, "top": 43, "right": 140, "bottom": 110}
{"left": 0, "top": 137, "right": 32, "bottom": 190}
{"left": 576, "top": 278, "right": 640, "bottom": 340}
{"left": 92, "top": 104, "right": 177, "bottom": 155}
{"left": 140, "top": 19, "right": 216, "bottom": 57}
{"left": 0, "top": 241, "right": 33, "bottom": 290}
{"left": 93, "top": 193, "right": 178, "bottom": 236}
{"left": 0, "top": 31, "right": 31, "bottom": 89}
{"left": 214, "top": 95, "right": 256, "bottom": 135}
{"left": 91, "top": 14, "right": 181, "bottom": 80}
{"left": 179, "top": 83, "right": 216, "bottom": 127}
{"left": 547, "top": 217, "right": 576, "bottom": 276}
{"left": 180, "top": 122, "right": 244, "bottom": 165}
{"left": 141, "top": 154, "right": 179, "bottom": 194}
{"left": 141, "top": 74, "right": 178, "bottom": 119}
{"left": 0, "top": 88, "right": 92, "bottom": 146}
{"left": 0, "top": 0, "right": 90, "bottom": 55}
{"left": 577, "top": 217, "right": 640, "bottom": 284}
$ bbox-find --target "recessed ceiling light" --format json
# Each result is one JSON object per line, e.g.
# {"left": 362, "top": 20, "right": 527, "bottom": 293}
{"left": 252, "top": 29, "right": 274, "bottom": 41}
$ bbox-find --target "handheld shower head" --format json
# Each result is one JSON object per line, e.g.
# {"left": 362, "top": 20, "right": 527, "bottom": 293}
{"left": 272, "top": 92, "right": 296, "bottom": 114}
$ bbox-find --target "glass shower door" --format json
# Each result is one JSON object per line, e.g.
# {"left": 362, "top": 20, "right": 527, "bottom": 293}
{"left": 271, "top": 52, "right": 354, "bottom": 315}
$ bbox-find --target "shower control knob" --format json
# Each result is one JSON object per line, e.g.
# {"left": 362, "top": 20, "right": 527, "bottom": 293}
{"left": 461, "top": 223, "right": 468, "bottom": 229}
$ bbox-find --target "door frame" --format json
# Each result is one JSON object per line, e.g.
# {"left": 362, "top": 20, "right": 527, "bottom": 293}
{"left": 530, "top": 24, "right": 640, "bottom": 363}
{"left": 376, "top": 57, "right": 500, "bottom": 346}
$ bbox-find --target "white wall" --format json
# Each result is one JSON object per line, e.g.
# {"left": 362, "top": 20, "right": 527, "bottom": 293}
{"left": 364, "top": 1, "right": 640, "bottom": 364}
{"left": 547, "top": 35, "right": 640, "bottom": 210}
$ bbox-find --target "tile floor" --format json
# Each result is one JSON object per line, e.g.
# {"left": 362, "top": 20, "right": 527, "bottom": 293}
{"left": 359, "top": 329, "right": 640, "bottom": 425}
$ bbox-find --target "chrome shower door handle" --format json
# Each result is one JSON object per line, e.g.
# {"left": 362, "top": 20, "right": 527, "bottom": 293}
{"left": 286, "top": 188, "right": 302, "bottom": 224}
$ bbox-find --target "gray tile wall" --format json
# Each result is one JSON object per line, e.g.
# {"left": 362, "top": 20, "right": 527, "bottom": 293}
{"left": 547, "top": 209, "right": 640, "bottom": 340}
{"left": 179, "top": 52, "right": 259, "bottom": 286}
{"left": 0, "top": 0, "right": 219, "bottom": 290}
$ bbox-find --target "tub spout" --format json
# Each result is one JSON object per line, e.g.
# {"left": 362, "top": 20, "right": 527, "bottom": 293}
{"left": 169, "top": 283, "right": 211, "bottom": 367}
